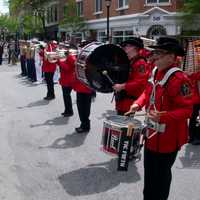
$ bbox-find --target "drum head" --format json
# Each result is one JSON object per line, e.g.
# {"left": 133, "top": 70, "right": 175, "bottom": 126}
{"left": 105, "top": 115, "right": 142, "bottom": 128}
{"left": 76, "top": 43, "right": 130, "bottom": 93}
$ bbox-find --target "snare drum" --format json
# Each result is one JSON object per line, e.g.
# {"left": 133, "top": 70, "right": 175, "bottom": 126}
{"left": 101, "top": 114, "right": 143, "bottom": 156}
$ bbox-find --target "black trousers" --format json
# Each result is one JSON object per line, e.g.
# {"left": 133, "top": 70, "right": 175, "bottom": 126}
{"left": 30, "top": 58, "right": 36, "bottom": 82}
{"left": 8, "top": 51, "right": 11, "bottom": 64}
{"left": 26, "top": 59, "right": 31, "bottom": 79}
{"left": 189, "top": 104, "right": 200, "bottom": 141}
{"left": 0, "top": 53, "right": 2, "bottom": 65}
{"left": 76, "top": 92, "right": 92, "bottom": 129}
{"left": 62, "top": 86, "right": 73, "bottom": 114}
{"left": 20, "top": 55, "right": 27, "bottom": 76}
{"left": 143, "top": 148, "right": 178, "bottom": 200}
{"left": 0, "top": 47, "right": 3, "bottom": 65}
{"left": 44, "top": 72, "right": 55, "bottom": 97}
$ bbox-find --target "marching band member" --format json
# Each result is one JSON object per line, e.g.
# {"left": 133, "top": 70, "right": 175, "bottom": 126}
{"left": 73, "top": 40, "right": 94, "bottom": 133}
{"left": 30, "top": 40, "right": 37, "bottom": 82}
{"left": 25, "top": 41, "right": 32, "bottom": 80}
{"left": 57, "top": 46, "right": 75, "bottom": 117}
{"left": 34, "top": 43, "right": 44, "bottom": 83}
{"left": 113, "top": 38, "right": 149, "bottom": 115}
{"left": 42, "top": 40, "right": 57, "bottom": 100}
{"left": 125, "top": 37, "right": 193, "bottom": 200}
{"left": 39, "top": 44, "right": 45, "bottom": 79}
{"left": 0, "top": 39, "right": 5, "bottom": 65}
{"left": 30, "top": 39, "right": 42, "bottom": 83}
{"left": 73, "top": 74, "right": 94, "bottom": 133}
{"left": 19, "top": 40, "right": 27, "bottom": 76}
{"left": 188, "top": 70, "right": 200, "bottom": 145}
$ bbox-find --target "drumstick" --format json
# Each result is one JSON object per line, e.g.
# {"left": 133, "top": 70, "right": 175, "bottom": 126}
{"left": 134, "top": 113, "right": 147, "bottom": 117}
{"left": 147, "top": 131, "right": 158, "bottom": 139}
{"left": 127, "top": 123, "right": 134, "bottom": 137}
{"left": 139, "top": 134, "right": 144, "bottom": 146}
{"left": 102, "top": 70, "right": 115, "bottom": 85}
{"left": 127, "top": 111, "right": 167, "bottom": 117}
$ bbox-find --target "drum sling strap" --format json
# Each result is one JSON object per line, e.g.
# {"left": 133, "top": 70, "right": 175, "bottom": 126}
{"left": 145, "top": 66, "right": 182, "bottom": 137}
{"left": 118, "top": 123, "right": 134, "bottom": 171}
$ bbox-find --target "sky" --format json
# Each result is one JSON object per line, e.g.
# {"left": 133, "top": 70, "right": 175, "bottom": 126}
{"left": 0, "top": 0, "right": 9, "bottom": 14}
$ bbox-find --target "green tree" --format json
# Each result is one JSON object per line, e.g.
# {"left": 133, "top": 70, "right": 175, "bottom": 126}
{"left": 21, "top": 14, "right": 42, "bottom": 36}
{"left": 183, "top": 0, "right": 200, "bottom": 14}
{"left": 60, "top": 0, "right": 86, "bottom": 35}
{"left": 0, "top": 14, "right": 19, "bottom": 39}
{"left": 7, "top": 0, "right": 49, "bottom": 38}
{"left": 181, "top": 0, "right": 200, "bottom": 35}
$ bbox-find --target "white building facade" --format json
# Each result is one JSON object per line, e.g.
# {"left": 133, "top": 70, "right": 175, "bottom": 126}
{"left": 87, "top": 7, "right": 181, "bottom": 43}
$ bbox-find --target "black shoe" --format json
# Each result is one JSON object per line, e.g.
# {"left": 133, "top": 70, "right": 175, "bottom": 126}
{"left": 75, "top": 127, "right": 90, "bottom": 133}
{"left": 61, "top": 112, "right": 73, "bottom": 117}
{"left": 188, "top": 139, "right": 194, "bottom": 144}
{"left": 191, "top": 139, "right": 200, "bottom": 145}
{"left": 44, "top": 96, "right": 55, "bottom": 100}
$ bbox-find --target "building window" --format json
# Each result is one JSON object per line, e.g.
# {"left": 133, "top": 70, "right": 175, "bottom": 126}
{"left": 47, "top": 7, "right": 50, "bottom": 23}
{"left": 98, "top": 31, "right": 107, "bottom": 43}
{"left": 112, "top": 29, "right": 134, "bottom": 44}
{"left": 46, "top": 4, "right": 58, "bottom": 24}
{"left": 147, "top": 25, "right": 167, "bottom": 39}
{"left": 50, "top": 7, "right": 54, "bottom": 22}
{"left": 54, "top": 5, "right": 58, "bottom": 21}
{"left": 146, "top": 0, "right": 170, "bottom": 4}
{"left": 95, "top": 0, "right": 102, "bottom": 12}
{"left": 63, "top": 5, "right": 67, "bottom": 15}
{"left": 77, "top": 1, "right": 83, "bottom": 16}
{"left": 118, "top": 0, "right": 128, "bottom": 8}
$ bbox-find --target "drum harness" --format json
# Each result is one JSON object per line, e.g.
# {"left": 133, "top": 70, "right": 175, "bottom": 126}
{"left": 145, "top": 66, "right": 182, "bottom": 139}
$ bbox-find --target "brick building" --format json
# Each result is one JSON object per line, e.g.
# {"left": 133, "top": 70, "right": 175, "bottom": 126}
{"left": 45, "top": 0, "right": 64, "bottom": 40}
{"left": 45, "top": 0, "right": 184, "bottom": 43}
{"left": 82, "top": 0, "right": 184, "bottom": 43}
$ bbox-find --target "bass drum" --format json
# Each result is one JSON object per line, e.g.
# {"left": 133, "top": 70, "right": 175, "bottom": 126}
{"left": 76, "top": 42, "right": 130, "bottom": 93}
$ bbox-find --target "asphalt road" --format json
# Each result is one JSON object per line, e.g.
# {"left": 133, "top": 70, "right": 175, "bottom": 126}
{"left": 0, "top": 63, "right": 200, "bottom": 200}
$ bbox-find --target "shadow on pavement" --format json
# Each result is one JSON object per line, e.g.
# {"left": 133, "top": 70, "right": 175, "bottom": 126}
{"left": 97, "top": 109, "right": 116, "bottom": 120}
{"left": 14, "top": 74, "right": 23, "bottom": 78}
{"left": 58, "top": 158, "right": 141, "bottom": 196}
{"left": 179, "top": 144, "right": 200, "bottom": 169}
{"left": 30, "top": 116, "right": 69, "bottom": 128}
{"left": 39, "top": 132, "right": 88, "bottom": 149}
{"left": 18, "top": 79, "right": 40, "bottom": 87}
{"left": 17, "top": 99, "right": 50, "bottom": 109}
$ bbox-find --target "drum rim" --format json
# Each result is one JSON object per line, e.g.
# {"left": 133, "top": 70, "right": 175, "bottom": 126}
{"left": 76, "top": 42, "right": 130, "bottom": 93}
{"left": 104, "top": 115, "right": 142, "bottom": 128}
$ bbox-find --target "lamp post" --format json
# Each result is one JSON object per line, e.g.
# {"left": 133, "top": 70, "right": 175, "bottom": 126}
{"left": 105, "top": 0, "right": 111, "bottom": 43}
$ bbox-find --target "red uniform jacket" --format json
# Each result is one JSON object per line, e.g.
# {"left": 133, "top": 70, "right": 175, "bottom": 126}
{"left": 65, "top": 56, "right": 92, "bottom": 94}
{"left": 116, "top": 58, "right": 149, "bottom": 113}
{"left": 73, "top": 75, "right": 93, "bottom": 94}
{"left": 57, "top": 54, "right": 76, "bottom": 87}
{"left": 135, "top": 66, "right": 193, "bottom": 153}
{"left": 42, "top": 44, "right": 57, "bottom": 73}
{"left": 188, "top": 71, "right": 200, "bottom": 104}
